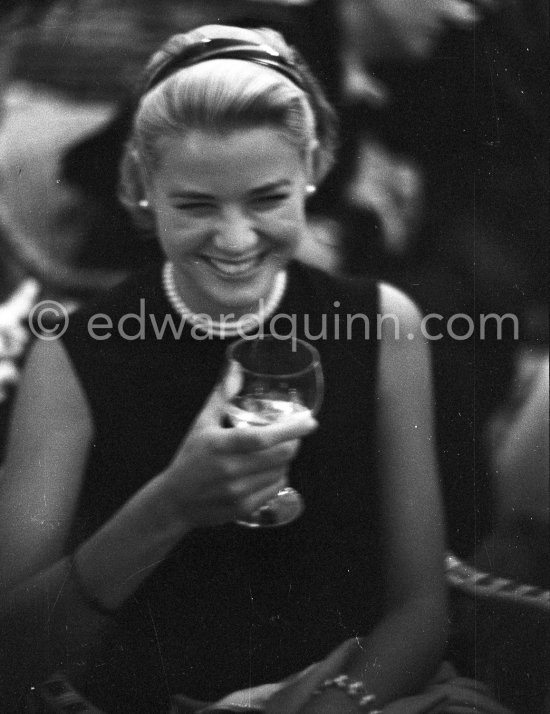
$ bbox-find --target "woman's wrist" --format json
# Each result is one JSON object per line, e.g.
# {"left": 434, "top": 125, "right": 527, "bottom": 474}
{"left": 69, "top": 551, "right": 116, "bottom": 617}
{"left": 143, "top": 471, "right": 195, "bottom": 535}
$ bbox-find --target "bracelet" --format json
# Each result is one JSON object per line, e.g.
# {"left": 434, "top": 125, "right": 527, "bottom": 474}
{"left": 69, "top": 552, "right": 116, "bottom": 617}
{"left": 313, "top": 674, "right": 382, "bottom": 712}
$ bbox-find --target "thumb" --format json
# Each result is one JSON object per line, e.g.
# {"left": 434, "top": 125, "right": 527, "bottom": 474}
{"left": 196, "top": 359, "right": 243, "bottom": 427}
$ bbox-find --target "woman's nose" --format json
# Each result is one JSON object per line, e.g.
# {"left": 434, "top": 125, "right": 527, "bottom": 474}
{"left": 212, "top": 207, "right": 258, "bottom": 253}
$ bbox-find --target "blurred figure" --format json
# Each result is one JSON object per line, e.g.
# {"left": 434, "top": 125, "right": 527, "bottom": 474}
{"left": 343, "top": 136, "right": 425, "bottom": 256}
{"left": 481, "top": 347, "right": 549, "bottom": 586}
{"left": 323, "top": 0, "right": 549, "bottom": 557}
{"left": 338, "top": 0, "right": 485, "bottom": 109}
{"left": 335, "top": 0, "right": 548, "bottom": 312}
{"left": 449, "top": 347, "right": 549, "bottom": 714}
{"left": 0, "top": 83, "right": 127, "bottom": 295}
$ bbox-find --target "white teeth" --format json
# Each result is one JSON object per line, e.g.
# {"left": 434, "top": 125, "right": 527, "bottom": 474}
{"left": 207, "top": 257, "right": 258, "bottom": 275}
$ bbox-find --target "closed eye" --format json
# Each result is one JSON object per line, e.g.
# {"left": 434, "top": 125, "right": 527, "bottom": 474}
{"left": 174, "top": 201, "right": 214, "bottom": 212}
{"left": 252, "top": 193, "right": 289, "bottom": 208}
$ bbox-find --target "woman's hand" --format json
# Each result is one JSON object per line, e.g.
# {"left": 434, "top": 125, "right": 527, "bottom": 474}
{"left": 158, "top": 365, "right": 318, "bottom": 529}
{"left": 262, "top": 640, "right": 359, "bottom": 714}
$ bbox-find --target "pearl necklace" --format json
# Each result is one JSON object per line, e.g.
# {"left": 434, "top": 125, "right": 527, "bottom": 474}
{"left": 162, "top": 261, "right": 287, "bottom": 337}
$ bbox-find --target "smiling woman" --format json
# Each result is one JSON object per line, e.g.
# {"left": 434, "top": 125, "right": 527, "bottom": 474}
{"left": 117, "top": 27, "right": 336, "bottom": 326}
{"left": 148, "top": 127, "right": 308, "bottom": 319}
{"left": 0, "top": 21, "right": 511, "bottom": 714}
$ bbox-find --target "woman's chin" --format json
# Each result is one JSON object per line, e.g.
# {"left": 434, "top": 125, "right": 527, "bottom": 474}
{"left": 173, "top": 253, "right": 287, "bottom": 319}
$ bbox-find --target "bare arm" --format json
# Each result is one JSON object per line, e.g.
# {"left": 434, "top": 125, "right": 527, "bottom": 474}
{"left": 0, "top": 338, "right": 93, "bottom": 586}
{"left": 0, "top": 338, "right": 316, "bottom": 700}
{"left": 0, "top": 337, "right": 100, "bottom": 697}
{"left": 266, "top": 283, "right": 447, "bottom": 714}
{"left": 0, "top": 339, "right": 200, "bottom": 698}
{"left": 343, "top": 283, "right": 448, "bottom": 701}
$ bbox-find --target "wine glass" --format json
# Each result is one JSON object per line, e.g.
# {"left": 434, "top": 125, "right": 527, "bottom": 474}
{"left": 225, "top": 335, "right": 324, "bottom": 528}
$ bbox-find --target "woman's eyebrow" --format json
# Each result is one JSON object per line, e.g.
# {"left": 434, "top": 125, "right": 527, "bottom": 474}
{"left": 168, "top": 190, "right": 214, "bottom": 200}
{"left": 168, "top": 180, "right": 293, "bottom": 200}
{"left": 249, "top": 180, "right": 292, "bottom": 195}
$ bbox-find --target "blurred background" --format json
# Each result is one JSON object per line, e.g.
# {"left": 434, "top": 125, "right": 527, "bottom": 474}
{"left": 0, "top": 1, "right": 548, "bottom": 710}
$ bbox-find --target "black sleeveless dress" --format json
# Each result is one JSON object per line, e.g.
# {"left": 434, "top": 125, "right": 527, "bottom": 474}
{"left": 61, "top": 260, "right": 383, "bottom": 713}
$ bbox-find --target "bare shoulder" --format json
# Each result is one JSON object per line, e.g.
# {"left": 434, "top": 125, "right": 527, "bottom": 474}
{"left": 378, "top": 282, "right": 424, "bottom": 334}
{"left": 376, "top": 282, "right": 429, "bottom": 377}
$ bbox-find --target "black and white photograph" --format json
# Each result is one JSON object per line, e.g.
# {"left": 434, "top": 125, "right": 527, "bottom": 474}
{"left": 0, "top": 2, "right": 548, "bottom": 712}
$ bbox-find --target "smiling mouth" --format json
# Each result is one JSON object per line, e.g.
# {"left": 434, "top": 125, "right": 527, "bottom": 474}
{"left": 201, "top": 254, "right": 264, "bottom": 277}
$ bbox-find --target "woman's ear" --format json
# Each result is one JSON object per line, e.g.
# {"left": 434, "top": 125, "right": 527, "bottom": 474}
{"left": 306, "top": 139, "right": 330, "bottom": 186}
{"left": 132, "top": 149, "right": 152, "bottom": 202}
{"left": 306, "top": 139, "right": 321, "bottom": 186}
{"left": 118, "top": 147, "right": 156, "bottom": 232}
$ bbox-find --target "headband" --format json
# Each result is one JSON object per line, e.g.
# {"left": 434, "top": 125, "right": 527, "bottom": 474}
{"left": 144, "top": 37, "right": 306, "bottom": 94}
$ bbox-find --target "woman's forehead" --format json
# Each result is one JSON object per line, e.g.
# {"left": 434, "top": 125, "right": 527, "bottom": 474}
{"left": 152, "top": 127, "right": 307, "bottom": 189}
{"left": 157, "top": 126, "right": 304, "bottom": 162}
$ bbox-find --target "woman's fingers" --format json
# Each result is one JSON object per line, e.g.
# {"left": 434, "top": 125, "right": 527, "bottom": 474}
{"left": 265, "top": 640, "right": 356, "bottom": 714}
{"left": 226, "top": 470, "right": 287, "bottom": 503}
{"left": 237, "top": 475, "right": 288, "bottom": 519}
{"left": 221, "top": 411, "right": 318, "bottom": 453}
{"left": 234, "top": 439, "right": 302, "bottom": 476}
{"left": 199, "top": 471, "right": 286, "bottom": 524}
{"left": 166, "top": 379, "right": 317, "bottom": 527}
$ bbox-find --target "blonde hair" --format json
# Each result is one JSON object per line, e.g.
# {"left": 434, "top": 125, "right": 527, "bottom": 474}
{"left": 119, "top": 25, "right": 338, "bottom": 230}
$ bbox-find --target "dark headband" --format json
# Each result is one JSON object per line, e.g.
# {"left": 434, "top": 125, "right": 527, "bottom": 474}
{"left": 144, "top": 37, "right": 306, "bottom": 94}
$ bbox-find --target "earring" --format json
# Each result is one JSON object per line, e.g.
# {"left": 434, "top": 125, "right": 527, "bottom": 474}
{"left": 306, "top": 185, "right": 317, "bottom": 196}
{"left": 138, "top": 198, "right": 150, "bottom": 209}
